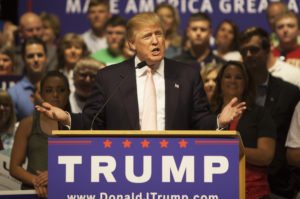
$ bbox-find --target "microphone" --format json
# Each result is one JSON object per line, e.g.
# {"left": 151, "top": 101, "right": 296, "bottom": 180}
{"left": 90, "top": 61, "right": 147, "bottom": 130}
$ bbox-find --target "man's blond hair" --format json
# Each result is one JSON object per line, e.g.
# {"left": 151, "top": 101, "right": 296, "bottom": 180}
{"left": 274, "top": 11, "right": 300, "bottom": 30}
{"left": 126, "top": 12, "right": 164, "bottom": 42}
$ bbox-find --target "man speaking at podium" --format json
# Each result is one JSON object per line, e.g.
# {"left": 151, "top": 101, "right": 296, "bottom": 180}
{"left": 36, "top": 12, "right": 245, "bottom": 131}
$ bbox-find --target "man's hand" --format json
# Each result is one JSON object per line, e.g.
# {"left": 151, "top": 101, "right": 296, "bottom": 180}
{"left": 218, "top": 97, "right": 246, "bottom": 129}
{"left": 35, "top": 102, "right": 70, "bottom": 126}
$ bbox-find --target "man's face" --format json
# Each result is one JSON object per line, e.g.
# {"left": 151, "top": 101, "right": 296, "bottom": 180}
{"left": 20, "top": 16, "right": 44, "bottom": 39}
{"left": 74, "top": 67, "right": 98, "bottom": 98}
{"left": 240, "top": 35, "right": 268, "bottom": 73}
{"left": 187, "top": 20, "right": 211, "bottom": 48}
{"left": 267, "top": 4, "right": 286, "bottom": 31}
{"left": 106, "top": 25, "right": 126, "bottom": 54}
{"left": 275, "top": 17, "right": 299, "bottom": 45}
{"left": 88, "top": 5, "right": 111, "bottom": 30}
{"left": 128, "top": 25, "right": 165, "bottom": 66}
{"left": 24, "top": 44, "right": 47, "bottom": 74}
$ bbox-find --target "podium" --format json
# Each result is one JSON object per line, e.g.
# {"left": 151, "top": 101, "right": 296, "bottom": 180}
{"left": 48, "top": 130, "right": 245, "bottom": 199}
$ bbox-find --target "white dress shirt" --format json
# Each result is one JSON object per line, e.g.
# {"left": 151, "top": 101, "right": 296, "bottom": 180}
{"left": 135, "top": 56, "right": 165, "bottom": 130}
{"left": 269, "top": 59, "right": 300, "bottom": 88}
{"left": 286, "top": 101, "right": 300, "bottom": 148}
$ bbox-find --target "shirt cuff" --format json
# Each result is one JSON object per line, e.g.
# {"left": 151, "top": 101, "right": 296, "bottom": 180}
{"left": 64, "top": 111, "right": 71, "bottom": 130}
{"left": 216, "top": 114, "right": 228, "bottom": 131}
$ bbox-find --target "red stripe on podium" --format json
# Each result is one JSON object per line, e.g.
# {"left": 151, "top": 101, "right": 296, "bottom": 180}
{"left": 48, "top": 141, "right": 92, "bottom": 144}
{"left": 194, "top": 141, "right": 239, "bottom": 144}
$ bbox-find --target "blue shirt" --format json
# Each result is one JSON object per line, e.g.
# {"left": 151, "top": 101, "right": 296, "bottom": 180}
{"left": 8, "top": 76, "right": 35, "bottom": 121}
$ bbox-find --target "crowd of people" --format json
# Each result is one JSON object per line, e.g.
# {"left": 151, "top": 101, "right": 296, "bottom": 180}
{"left": 1, "top": 0, "right": 300, "bottom": 198}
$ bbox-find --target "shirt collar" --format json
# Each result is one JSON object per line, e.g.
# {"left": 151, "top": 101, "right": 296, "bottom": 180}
{"left": 135, "top": 56, "right": 164, "bottom": 77}
{"left": 259, "top": 74, "right": 269, "bottom": 87}
{"left": 21, "top": 76, "right": 35, "bottom": 90}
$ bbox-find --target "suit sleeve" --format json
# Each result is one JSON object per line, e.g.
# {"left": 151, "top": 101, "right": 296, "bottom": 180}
{"left": 191, "top": 72, "right": 217, "bottom": 130}
{"left": 71, "top": 71, "right": 106, "bottom": 130}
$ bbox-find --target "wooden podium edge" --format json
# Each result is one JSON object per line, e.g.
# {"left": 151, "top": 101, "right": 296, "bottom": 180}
{"left": 52, "top": 130, "right": 245, "bottom": 198}
{"left": 53, "top": 130, "right": 238, "bottom": 137}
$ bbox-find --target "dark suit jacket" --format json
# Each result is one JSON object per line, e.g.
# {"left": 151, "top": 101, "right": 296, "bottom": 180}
{"left": 265, "top": 75, "right": 300, "bottom": 196}
{"left": 71, "top": 57, "right": 217, "bottom": 130}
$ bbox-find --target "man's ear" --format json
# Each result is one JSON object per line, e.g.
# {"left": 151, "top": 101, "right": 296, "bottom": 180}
{"left": 128, "top": 40, "right": 136, "bottom": 51}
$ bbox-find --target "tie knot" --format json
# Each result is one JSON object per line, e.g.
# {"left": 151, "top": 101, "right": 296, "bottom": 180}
{"left": 146, "top": 67, "right": 154, "bottom": 74}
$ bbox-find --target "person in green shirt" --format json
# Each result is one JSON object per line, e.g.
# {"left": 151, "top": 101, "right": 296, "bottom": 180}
{"left": 91, "top": 15, "right": 127, "bottom": 66}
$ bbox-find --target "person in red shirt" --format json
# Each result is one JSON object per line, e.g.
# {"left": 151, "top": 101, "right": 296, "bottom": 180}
{"left": 272, "top": 11, "right": 300, "bottom": 68}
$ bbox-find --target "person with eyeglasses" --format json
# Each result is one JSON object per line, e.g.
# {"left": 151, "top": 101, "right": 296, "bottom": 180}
{"left": 239, "top": 27, "right": 300, "bottom": 199}
{"left": 8, "top": 38, "right": 47, "bottom": 121}
{"left": 90, "top": 15, "right": 127, "bottom": 66}
{"left": 70, "top": 57, "right": 104, "bottom": 113}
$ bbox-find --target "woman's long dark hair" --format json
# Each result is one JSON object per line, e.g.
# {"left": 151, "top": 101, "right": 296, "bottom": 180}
{"left": 210, "top": 61, "right": 256, "bottom": 113}
{"left": 40, "top": 71, "right": 71, "bottom": 112}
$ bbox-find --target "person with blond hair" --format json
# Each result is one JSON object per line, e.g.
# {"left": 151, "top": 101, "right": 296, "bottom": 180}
{"left": 0, "top": 90, "right": 17, "bottom": 156}
{"left": 36, "top": 12, "right": 246, "bottom": 133}
{"left": 155, "top": 3, "right": 182, "bottom": 58}
{"left": 272, "top": 11, "right": 300, "bottom": 68}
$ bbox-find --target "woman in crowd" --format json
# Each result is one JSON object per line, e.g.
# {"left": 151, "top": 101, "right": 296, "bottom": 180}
{"left": 200, "top": 63, "right": 222, "bottom": 103}
{"left": 0, "top": 45, "right": 15, "bottom": 75}
{"left": 40, "top": 12, "right": 61, "bottom": 48}
{"left": 0, "top": 90, "right": 17, "bottom": 156}
{"left": 155, "top": 3, "right": 182, "bottom": 58}
{"left": 213, "top": 20, "right": 241, "bottom": 61}
{"left": 57, "top": 33, "right": 89, "bottom": 92}
{"left": 70, "top": 57, "right": 103, "bottom": 113}
{"left": 10, "top": 71, "right": 70, "bottom": 198}
{"left": 210, "top": 61, "right": 276, "bottom": 199}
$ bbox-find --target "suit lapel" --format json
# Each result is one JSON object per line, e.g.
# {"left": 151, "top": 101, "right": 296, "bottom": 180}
{"left": 266, "top": 75, "right": 280, "bottom": 114}
{"left": 118, "top": 58, "right": 140, "bottom": 129}
{"left": 164, "top": 59, "right": 180, "bottom": 129}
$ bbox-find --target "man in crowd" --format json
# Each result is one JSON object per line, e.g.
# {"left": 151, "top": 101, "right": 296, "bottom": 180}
{"left": 272, "top": 11, "right": 300, "bottom": 68}
{"left": 82, "top": 0, "right": 111, "bottom": 53}
{"left": 37, "top": 12, "right": 245, "bottom": 132}
{"left": 239, "top": 27, "right": 300, "bottom": 198}
{"left": 266, "top": 1, "right": 300, "bottom": 47}
{"left": 174, "top": 12, "right": 224, "bottom": 71}
{"left": 90, "top": 15, "right": 126, "bottom": 66}
{"left": 15, "top": 12, "right": 57, "bottom": 75}
{"left": 8, "top": 38, "right": 47, "bottom": 121}
{"left": 70, "top": 57, "right": 104, "bottom": 113}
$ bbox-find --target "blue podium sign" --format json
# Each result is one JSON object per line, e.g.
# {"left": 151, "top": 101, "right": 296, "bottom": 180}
{"left": 48, "top": 136, "right": 239, "bottom": 199}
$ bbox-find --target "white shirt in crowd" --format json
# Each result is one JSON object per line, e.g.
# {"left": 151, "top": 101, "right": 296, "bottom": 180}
{"left": 286, "top": 101, "right": 300, "bottom": 148}
{"left": 268, "top": 59, "right": 300, "bottom": 88}
{"left": 82, "top": 29, "right": 108, "bottom": 53}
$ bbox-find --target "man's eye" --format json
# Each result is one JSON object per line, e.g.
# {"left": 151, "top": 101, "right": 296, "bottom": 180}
{"left": 26, "top": 54, "right": 34, "bottom": 59}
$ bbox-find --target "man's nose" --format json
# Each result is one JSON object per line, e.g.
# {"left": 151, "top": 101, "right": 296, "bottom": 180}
{"left": 152, "top": 35, "right": 158, "bottom": 44}
{"left": 33, "top": 54, "right": 39, "bottom": 61}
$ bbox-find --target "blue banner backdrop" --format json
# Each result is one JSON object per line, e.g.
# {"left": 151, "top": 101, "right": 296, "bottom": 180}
{"left": 18, "top": 0, "right": 300, "bottom": 38}
{"left": 48, "top": 137, "right": 240, "bottom": 198}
